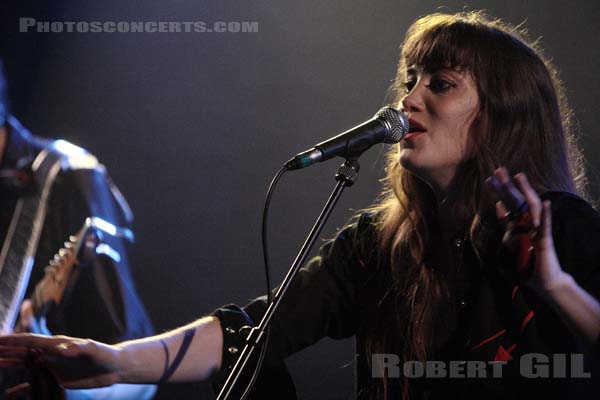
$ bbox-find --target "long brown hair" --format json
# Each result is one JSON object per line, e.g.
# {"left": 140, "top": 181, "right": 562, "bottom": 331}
{"left": 365, "top": 11, "right": 587, "bottom": 399}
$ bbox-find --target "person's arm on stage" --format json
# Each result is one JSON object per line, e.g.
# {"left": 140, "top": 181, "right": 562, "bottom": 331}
{"left": 0, "top": 317, "right": 224, "bottom": 389}
{"left": 0, "top": 214, "right": 376, "bottom": 389}
{"left": 116, "top": 317, "right": 224, "bottom": 384}
{"left": 492, "top": 167, "right": 600, "bottom": 351}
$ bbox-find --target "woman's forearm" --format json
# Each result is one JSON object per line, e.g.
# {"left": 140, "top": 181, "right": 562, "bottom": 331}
{"left": 541, "top": 271, "right": 600, "bottom": 348}
{"left": 116, "top": 316, "right": 223, "bottom": 384}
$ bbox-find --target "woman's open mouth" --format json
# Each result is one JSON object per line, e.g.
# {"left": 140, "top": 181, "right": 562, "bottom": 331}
{"left": 404, "top": 119, "right": 427, "bottom": 140}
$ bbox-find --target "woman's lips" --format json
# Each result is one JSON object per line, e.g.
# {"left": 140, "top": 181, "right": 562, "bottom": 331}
{"left": 403, "top": 130, "right": 425, "bottom": 140}
{"left": 405, "top": 118, "right": 426, "bottom": 140}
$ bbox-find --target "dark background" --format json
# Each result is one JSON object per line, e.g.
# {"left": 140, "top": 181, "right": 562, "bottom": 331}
{"left": 1, "top": 1, "right": 599, "bottom": 398}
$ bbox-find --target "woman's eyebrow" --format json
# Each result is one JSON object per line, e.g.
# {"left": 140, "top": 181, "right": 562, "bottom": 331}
{"left": 427, "top": 65, "right": 467, "bottom": 75}
{"left": 406, "top": 67, "right": 418, "bottom": 76}
{"left": 406, "top": 66, "right": 466, "bottom": 79}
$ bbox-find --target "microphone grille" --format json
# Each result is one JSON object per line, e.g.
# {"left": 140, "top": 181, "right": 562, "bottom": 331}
{"left": 375, "top": 106, "right": 409, "bottom": 143}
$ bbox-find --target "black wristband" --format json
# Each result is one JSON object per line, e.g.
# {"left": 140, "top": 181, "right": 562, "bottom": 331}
{"left": 211, "top": 304, "right": 256, "bottom": 383}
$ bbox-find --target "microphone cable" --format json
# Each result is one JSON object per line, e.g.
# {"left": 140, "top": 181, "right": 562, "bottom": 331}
{"left": 239, "top": 165, "right": 287, "bottom": 400}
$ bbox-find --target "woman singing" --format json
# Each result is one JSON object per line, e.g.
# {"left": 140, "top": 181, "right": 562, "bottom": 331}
{"left": 1, "top": 11, "right": 599, "bottom": 400}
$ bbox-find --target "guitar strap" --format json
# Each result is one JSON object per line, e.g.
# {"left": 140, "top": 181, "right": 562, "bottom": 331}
{"left": 0, "top": 140, "right": 99, "bottom": 334}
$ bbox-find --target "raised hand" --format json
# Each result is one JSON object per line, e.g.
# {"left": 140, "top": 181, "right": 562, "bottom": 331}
{"left": 486, "top": 167, "right": 564, "bottom": 293}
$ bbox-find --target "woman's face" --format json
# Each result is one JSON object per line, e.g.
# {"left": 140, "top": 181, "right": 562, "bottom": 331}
{"left": 398, "top": 65, "right": 480, "bottom": 193}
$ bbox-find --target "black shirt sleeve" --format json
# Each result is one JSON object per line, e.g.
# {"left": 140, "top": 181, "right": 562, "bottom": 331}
{"left": 546, "top": 191, "right": 600, "bottom": 300}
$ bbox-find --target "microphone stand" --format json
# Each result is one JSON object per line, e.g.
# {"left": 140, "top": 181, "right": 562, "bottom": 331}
{"left": 216, "top": 158, "right": 360, "bottom": 400}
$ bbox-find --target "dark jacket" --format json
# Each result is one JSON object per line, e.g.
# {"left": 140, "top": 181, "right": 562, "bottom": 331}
{"left": 0, "top": 116, "right": 153, "bottom": 342}
{"left": 214, "top": 191, "right": 600, "bottom": 399}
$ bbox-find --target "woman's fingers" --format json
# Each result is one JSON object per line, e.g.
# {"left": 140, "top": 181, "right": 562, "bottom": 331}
{"left": 0, "top": 334, "right": 71, "bottom": 352}
{"left": 513, "top": 173, "right": 542, "bottom": 227}
{"left": 0, "top": 338, "right": 76, "bottom": 376}
{"left": 542, "top": 200, "right": 552, "bottom": 238}
{"left": 486, "top": 168, "right": 528, "bottom": 227}
{"left": 495, "top": 200, "right": 509, "bottom": 221}
{"left": 0, "top": 344, "right": 35, "bottom": 358}
{"left": 5, "top": 382, "right": 32, "bottom": 399}
{"left": 0, "top": 357, "right": 27, "bottom": 369}
{"left": 492, "top": 167, "right": 528, "bottom": 214}
{"left": 0, "top": 335, "right": 119, "bottom": 389}
{"left": 538, "top": 200, "right": 555, "bottom": 250}
{"left": 0, "top": 335, "right": 87, "bottom": 369}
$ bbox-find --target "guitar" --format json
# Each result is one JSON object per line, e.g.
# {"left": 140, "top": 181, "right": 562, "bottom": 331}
{"left": 7, "top": 217, "right": 133, "bottom": 399}
{"left": 25, "top": 232, "right": 92, "bottom": 325}
{"left": 15, "top": 217, "right": 134, "bottom": 331}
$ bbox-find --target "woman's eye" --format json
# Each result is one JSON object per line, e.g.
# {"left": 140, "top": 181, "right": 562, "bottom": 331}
{"left": 403, "top": 80, "right": 416, "bottom": 93}
{"left": 426, "top": 78, "right": 455, "bottom": 93}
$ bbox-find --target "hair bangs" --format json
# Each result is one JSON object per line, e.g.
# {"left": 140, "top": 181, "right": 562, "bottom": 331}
{"left": 401, "top": 16, "right": 482, "bottom": 74}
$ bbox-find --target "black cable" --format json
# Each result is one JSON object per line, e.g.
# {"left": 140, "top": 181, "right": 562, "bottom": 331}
{"left": 239, "top": 165, "right": 287, "bottom": 400}
{"left": 262, "top": 166, "right": 288, "bottom": 306}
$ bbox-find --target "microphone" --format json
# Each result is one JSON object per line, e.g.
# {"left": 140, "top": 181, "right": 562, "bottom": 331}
{"left": 284, "top": 106, "right": 409, "bottom": 170}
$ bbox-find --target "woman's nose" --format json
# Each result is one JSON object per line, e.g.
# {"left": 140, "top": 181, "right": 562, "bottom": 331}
{"left": 401, "top": 83, "right": 424, "bottom": 113}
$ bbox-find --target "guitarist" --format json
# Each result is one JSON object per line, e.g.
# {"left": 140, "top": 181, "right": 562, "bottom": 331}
{"left": 0, "top": 60, "right": 156, "bottom": 399}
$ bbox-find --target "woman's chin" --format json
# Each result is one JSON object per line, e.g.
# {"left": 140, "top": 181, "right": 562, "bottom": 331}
{"left": 399, "top": 156, "right": 434, "bottom": 183}
{"left": 399, "top": 151, "right": 419, "bottom": 172}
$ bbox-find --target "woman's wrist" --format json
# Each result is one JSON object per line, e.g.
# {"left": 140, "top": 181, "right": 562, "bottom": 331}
{"left": 526, "top": 269, "right": 573, "bottom": 301}
{"left": 114, "top": 340, "right": 160, "bottom": 384}
{"left": 540, "top": 270, "right": 574, "bottom": 295}
{"left": 113, "top": 344, "right": 131, "bottom": 384}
